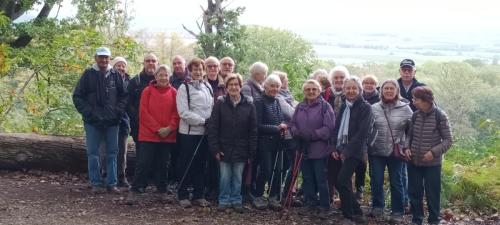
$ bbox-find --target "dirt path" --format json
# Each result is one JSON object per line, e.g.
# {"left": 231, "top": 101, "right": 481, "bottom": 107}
{"left": 0, "top": 170, "right": 496, "bottom": 225}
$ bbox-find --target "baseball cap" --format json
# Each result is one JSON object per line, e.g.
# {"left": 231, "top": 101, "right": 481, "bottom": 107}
{"left": 95, "top": 47, "right": 111, "bottom": 56}
{"left": 400, "top": 59, "right": 415, "bottom": 68}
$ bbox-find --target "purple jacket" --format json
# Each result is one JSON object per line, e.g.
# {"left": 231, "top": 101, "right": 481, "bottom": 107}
{"left": 290, "top": 97, "right": 336, "bottom": 159}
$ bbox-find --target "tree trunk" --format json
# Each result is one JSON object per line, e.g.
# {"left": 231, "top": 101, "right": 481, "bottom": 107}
{"left": 0, "top": 133, "right": 136, "bottom": 173}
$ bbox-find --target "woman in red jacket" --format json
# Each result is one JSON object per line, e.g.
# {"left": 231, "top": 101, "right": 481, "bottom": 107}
{"left": 130, "top": 65, "right": 180, "bottom": 194}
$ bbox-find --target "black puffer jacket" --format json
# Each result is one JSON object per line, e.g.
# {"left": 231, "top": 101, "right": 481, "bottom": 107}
{"left": 73, "top": 65, "right": 128, "bottom": 128}
{"left": 333, "top": 97, "right": 373, "bottom": 161}
{"left": 208, "top": 94, "right": 258, "bottom": 162}
{"left": 255, "top": 94, "right": 286, "bottom": 152}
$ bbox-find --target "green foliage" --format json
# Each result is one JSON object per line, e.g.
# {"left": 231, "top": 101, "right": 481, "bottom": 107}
{"left": 238, "top": 26, "right": 317, "bottom": 100}
{"left": 195, "top": 5, "right": 248, "bottom": 65}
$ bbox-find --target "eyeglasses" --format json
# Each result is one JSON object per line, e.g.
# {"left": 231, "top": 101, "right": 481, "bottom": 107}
{"left": 401, "top": 67, "right": 414, "bottom": 72}
{"left": 222, "top": 63, "right": 234, "bottom": 67}
{"left": 145, "top": 59, "right": 157, "bottom": 63}
{"left": 207, "top": 64, "right": 218, "bottom": 68}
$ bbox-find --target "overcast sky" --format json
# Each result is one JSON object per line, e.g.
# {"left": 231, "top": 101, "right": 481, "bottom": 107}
{"left": 25, "top": 0, "right": 499, "bottom": 35}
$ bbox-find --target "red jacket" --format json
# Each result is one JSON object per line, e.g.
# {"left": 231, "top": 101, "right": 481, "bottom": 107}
{"left": 139, "top": 82, "right": 180, "bottom": 143}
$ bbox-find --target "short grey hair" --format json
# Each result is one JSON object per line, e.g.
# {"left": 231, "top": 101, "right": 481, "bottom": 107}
{"left": 302, "top": 79, "right": 322, "bottom": 92}
{"left": 249, "top": 61, "right": 269, "bottom": 76}
{"left": 205, "top": 56, "right": 219, "bottom": 66}
{"left": 309, "top": 69, "right": 328, "bottom": 79}
{"left": 343, "top": 76, "right": 362, "bottom": 93}
{"left": 155, "top": 64, "right": 171, "bottom": 75}
{"left": 330, "top": 66, "right": 351, "bottom": 80}
{"left": 263, "top": 74, "right": 282, "bottom": 88}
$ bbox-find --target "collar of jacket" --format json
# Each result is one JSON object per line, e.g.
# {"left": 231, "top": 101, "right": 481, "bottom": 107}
{"left": 205, "top": 74, "right": 225, "bottom": 88}
{"left": 298, "top": 96, "right": 322, "bottom": 109}
{"left": 92, "top": 64, "right": 112, "bottom": 73}
{"left": 248, "top": 79, "right": 264, "bottom": 93}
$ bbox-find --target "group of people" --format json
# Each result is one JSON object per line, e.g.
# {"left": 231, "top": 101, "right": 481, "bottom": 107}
{"left": 72, "top": 47, "right": 453, "bottom": 225}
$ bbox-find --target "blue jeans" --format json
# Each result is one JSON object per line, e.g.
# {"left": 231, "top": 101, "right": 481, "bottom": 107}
{"left": 369, "top": 155, "right": 404, "bottom": 214}
{"left": 301, "top": 158, "right": 330, "bottom": 209}
{"left": 408, "top": 164, "right": 442, "bottom": 225}
{"left": 84, "top": 122, "right": 119, "bottom": 187}
{"left": 219, "top": 161, "right": 245, "bottom": 206}
{"left": 402, "top": 162, "right": 409, "bottom": 206}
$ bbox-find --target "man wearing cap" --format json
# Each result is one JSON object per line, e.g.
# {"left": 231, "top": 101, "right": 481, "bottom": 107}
{"left": 126, "top": 53, "right": 158, "bottom": 193}
{"left": 73, "top": 47, "right": 128, "bottom": 194}
{"left": 169, "top": 55, "right": 191, "bottom": 90}
{"left": 397, "top": 59, "right": 425, "bottom": 112}
{"left": 397, "top": 58, "right": 426, "bottom": 213}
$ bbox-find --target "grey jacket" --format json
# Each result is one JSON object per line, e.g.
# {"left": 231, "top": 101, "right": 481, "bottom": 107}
{"left": 176, "top": 80, "right": 214, "bottom": 135}
{"left": 409, "top": 105, "right": 453, "bottom": 166}
{"left": 370, "top": 100, "right": 413, "bottom": 157}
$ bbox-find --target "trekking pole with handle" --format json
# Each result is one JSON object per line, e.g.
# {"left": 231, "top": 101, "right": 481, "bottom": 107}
{"left": 283, "top": 150, "right": 303, "bottom": 209}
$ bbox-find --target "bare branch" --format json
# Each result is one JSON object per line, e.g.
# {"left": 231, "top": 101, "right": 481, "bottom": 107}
{"left": 182, "top": 24, "right": 198, "bottom": 38}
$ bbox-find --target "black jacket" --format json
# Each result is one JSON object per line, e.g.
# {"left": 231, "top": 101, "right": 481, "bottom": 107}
{"left": 208, "top": 94, "right": 258, "bottom": 162}
{"left": 73, "top": 66, "right": 128, "bottom": 128}
{"left": 127, "top": 71, "right": 155, "bottom": 141}
{"left": 333, "top": 97, "right": 373, "bottom": 161}
{"left": 397, "top": 78, "right": 425, "bottom": 112}
{"left": 255, "top": 94, "right": 285, "bottom": 152}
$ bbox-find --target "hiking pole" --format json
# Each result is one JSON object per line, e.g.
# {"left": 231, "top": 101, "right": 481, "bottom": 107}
{"left": 176, "top": 135, "right": 205, "bottom": 191}
{"left": 284, "top": 150, "right": 303, "bottom": 209}
{"left": 268, "top": 133, "right": 285, "bottom": 199}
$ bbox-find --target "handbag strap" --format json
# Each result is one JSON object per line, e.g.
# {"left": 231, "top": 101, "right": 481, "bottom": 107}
{"left": 382, "top": 105, "right": 397, "bottom": 145}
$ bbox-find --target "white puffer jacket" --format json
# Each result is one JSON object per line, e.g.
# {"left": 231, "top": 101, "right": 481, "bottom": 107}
{"left": 176, "top": 80, "right": 214, "bottom": 135}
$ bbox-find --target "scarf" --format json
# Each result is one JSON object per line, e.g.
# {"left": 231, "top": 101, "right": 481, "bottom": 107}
{"left": 333, "top": 90, "right": 343, "bottom": 115}
{"left": 337, "top": 100, "right": 353, "bottom": 151}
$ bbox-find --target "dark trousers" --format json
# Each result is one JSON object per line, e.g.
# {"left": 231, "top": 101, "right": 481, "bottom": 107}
{"left": 177, "top": 134, "right": 209, "bottom": 200}
{"left": 354, "top": 160, "right": 366, "bottom": 191}
{"left": 301, "top": 158, "right": 330, "bottom": 209}
{"left": 402, "top": 162, "right": 409, "bottom": 206}
{"left": 167, "top": 142, "right": 179, "bottom": 184}
{"left": 255, "top": 150, "right": 282, "bottom": 198}
{"left": 205, "top": 152, "right": 220, "bottom": 199}
{"left": 408, "top": 164, "right": 442, "bottom": 225}
{"left": 327, "top": 157, "right": 342, "bottom": 200}
{"left": 337, "top": 157, "right": 363, "bottom": 218}
{"left": 282, "top": 139, "right": 298, "bottom": 198}
{"left": 132, "top": 141, "right": 172, "bottom": 191}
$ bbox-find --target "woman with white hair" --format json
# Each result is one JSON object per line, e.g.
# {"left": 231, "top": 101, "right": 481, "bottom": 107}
{"left": 252, "top": 74, "right": 288, "bottom": 211}
{"left": 332, "top": 76, "right": 372, "bottom": 224}
{"left": 290, "top": 79, "right": 336, "bottom": 219}
{"left": 241, "top": 61, "right": 268, "bottom": 101}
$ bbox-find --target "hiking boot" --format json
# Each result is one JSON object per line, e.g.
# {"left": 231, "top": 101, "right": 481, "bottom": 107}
{"left": 90, "top": 186, "right": 106, "bottom": 194}
{"left": 193, "top": 198, "right": 210, "bottom": 207}
{"left": 179, "top": 199, "right": 192, "bottom": 208}
{"left": 268, "top": 197, "right": 282, "bottom": 211}
{"left": 368, "top": 208, "right": 384, "bottom": 218}
{"left": 107, "top": 186, "right": 121, "bottom": 194}
{"left": 232, "top": 204, "right": 246, "bottom": 214}
{"left": 352, "top": 215, "right": 367, "bottom": 225}
{"left": 252, "top": 197, "right": 268, "bottom": 210}
{"left": 117, "top": 178, "right": 131, "bottom": 188}
{"left": 317, "top": 208, "right": 331, "bottom": 220}
{"left": 389, "top": 214, "right": 403, "bottom": 224}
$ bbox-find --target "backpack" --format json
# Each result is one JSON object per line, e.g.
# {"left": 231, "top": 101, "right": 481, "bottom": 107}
{"left": 182, "top": 81, "right": 214, "bottom": 134}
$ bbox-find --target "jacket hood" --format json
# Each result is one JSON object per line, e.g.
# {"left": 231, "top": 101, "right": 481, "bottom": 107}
{"left": 92, "top": 64, "right": 112, "bottom": 72}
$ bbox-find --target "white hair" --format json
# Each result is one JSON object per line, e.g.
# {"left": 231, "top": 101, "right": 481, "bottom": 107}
{"left": 249, "top": 61, "right": 269, "bottom": 76}
{"left": 302, "top": 79, "right": 322, "bottom": 92}
{"left": 263, "top": 74, "right": 282, "bottom": 88}
{"left": 205, "top": 56, "right": 219, "bottom": 66}
{"left": 343, "top": 76, "right": 363, "bottom": 93}
{"left": 155, "top": 64, "right": 171, "bottom": 75}
{"left": 309, "top": 69, "right": 328, "bottom": 79}
{"left": 330, "top": 66, "right": 351, "bottom": 80}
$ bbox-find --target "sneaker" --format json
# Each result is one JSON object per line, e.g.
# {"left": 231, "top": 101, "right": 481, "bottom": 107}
{"left": 179, "top": 199, "right": 192, "bottom": 208}
{"left": 232, "top": 204, "right": 246, "bottom": 213}
{"left": 91, "top": 186, "right": 106, "bottom": 194}
{"left": 268, "top": 197, "right": 282, "bottom": 211}
{"left": 368, "top": 208, "right": 383, "bottom": 218}
{"left": 252, "top": 197, "right": 268, "bottom": 210}
{"left": 107, "top": 186, "right": 121, "bottom": 194}
{"left": 193, "top": 198, "right": 210, "bottom": 207}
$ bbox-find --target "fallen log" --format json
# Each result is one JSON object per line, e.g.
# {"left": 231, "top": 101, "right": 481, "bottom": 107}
{"left": 0, "top": 133, "right": 136, "bottom": 173}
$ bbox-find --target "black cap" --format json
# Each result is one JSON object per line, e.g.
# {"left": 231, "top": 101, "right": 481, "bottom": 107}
{"left": 400, "top": 59, "right": 415, "bottom": 68}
